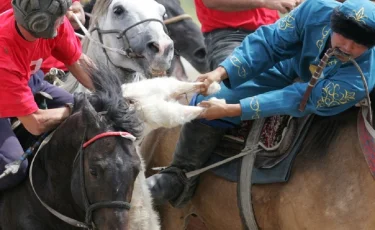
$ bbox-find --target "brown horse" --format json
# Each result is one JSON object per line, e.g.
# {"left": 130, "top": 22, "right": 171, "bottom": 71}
{"left": 141, "top": 106, "right": 375, "bottom": 230}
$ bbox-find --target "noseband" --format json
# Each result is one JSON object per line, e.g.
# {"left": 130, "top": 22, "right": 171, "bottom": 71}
{"left": 30, "top": 129, "right": 136, "bottom": 229}
{"left": 91, "top": 18, "right": 168, "bottom": 59}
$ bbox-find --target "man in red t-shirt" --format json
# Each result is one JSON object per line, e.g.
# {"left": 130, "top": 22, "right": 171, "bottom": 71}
{"left": 0, "top": 0, "right": 85, "bottom": 74}
{"left": 146, "top": 0, "right": 302, "bottom": 208}
{"left": 0, "top": 0, "right": 94, "bottom": 191}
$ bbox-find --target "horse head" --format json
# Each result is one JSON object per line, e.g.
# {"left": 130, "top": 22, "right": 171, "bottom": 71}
{"left": 42, "top": 63, "right": 143, "bottom": 229}
{"left": 85, "top": 0, "right": 174, "bottom": 82}
{"left": 157, "top": 0, "right": 209, "bottom": 73}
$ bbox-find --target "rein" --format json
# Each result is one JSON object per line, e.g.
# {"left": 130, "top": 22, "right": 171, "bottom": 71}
{"left": 30, "top": 129, "right": 136, "bottom": 229}
{"left": 163, "top": 14, "right": 192, "bottom": 25}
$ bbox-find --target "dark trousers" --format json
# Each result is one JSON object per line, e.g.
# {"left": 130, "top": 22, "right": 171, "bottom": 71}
{"left": 0, "top": 70, "right": 73, "bottom": 191}
{"left": 204, "top": 28, "right": 253, "bottom": 71}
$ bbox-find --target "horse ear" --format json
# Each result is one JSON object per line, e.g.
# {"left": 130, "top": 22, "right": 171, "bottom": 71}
{"left": 81, "top": 94, "right": 101, "bottom": 128}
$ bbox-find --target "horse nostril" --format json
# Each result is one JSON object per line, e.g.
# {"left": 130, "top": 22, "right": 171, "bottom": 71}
{"left": 147, "top": 42, "right": 160, "bottom": 54}
{"left": 194, "top": 48, "right": 207, "bottom": 59}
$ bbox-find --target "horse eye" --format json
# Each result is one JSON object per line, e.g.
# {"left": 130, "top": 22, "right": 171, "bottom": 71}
{"left": 89, "top": 168, "right": 98, "bottom": 177}
{"left": 113, "top": 6, "right": 124, "bottom": 15}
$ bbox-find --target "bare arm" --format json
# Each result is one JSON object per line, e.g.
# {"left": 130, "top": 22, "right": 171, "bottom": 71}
{"left": 67, "top": 54, "right": 95, "bottom": 91}
{"left": 18, "top": 107, "right": 70, "bottom": 135}
{"left": 202, "top": 0, "right": 301, "bottom": 14}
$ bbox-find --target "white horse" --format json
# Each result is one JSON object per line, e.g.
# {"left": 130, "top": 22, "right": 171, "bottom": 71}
{"left": 64, "top": 0, "right": 174, "bottom": 93}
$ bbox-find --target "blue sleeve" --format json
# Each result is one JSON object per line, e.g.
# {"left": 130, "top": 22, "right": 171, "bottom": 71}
{"left": 239, "top": 66, "right": 370, "bottom": 120}
{"left": 219, "top": 1, "right": 312, "bottom": 89}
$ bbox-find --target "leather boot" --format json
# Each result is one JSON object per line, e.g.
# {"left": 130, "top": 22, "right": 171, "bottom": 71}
{"left": 146, "top": 120, "right": 226, "bottom": 207}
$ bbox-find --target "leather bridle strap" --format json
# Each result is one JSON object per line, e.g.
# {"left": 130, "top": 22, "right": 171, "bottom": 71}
{"left": 163, "top": 14, "right": 192, "bottom": 25}
{"left": 30, "top": 130, "right": 136, "bottom": 229}
{"left": 83, "top": 131, "right": 135, "bottom": 148}
{"left": 29, "top": 131, "right": 90, "bottom": 228}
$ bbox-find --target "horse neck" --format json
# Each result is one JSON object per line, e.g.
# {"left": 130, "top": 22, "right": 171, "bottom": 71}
{"left": 301, "top": 108, "right": 360, "bottom": 158}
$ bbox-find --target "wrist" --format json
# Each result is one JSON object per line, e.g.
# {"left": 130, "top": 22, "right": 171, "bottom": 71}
{"left": 225, "top": 104, "right": 242, "bottom": 117}
{"left": 216, "top": 66, "right": 228, "bottom": 81}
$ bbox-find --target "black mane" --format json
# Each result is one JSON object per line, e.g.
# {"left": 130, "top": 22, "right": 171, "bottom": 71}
{"left": 76, "top": 62, "right": 143, "bottom": 138}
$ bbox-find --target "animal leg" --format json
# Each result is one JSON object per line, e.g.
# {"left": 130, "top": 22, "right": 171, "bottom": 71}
{"left": 170, "top": 81, "right": 220, "bottom": 98}
{"left": 140, "top": 99, "right": 204, "bottom": 131}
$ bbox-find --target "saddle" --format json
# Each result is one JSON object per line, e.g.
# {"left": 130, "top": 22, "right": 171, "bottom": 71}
{"left": 207, "top": 114, "right": 315, "bottom": 184}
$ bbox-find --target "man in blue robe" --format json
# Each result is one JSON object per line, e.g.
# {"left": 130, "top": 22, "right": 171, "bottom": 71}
{"left": 147, "top": 0, "right": 375, "bottom": 208}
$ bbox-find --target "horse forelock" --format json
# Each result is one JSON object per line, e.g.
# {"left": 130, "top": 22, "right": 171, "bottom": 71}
{"left": 91, "top": 0, "right": 113, "bottom": 19}
{"left": 77, "top": 62, "right": 143, "bottom": 138}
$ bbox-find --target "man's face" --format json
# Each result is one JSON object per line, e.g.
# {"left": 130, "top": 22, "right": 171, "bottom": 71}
{"left": 331, "top": 32, "right": 368, "bottom": 60}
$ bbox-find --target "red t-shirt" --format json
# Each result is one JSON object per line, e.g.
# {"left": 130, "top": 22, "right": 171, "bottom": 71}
{"left": 0, "top": 0, "right": 81, "bottom": 73}
{"left": 0, "top": 10, "right": 82, "bottom": 118}
{"left": 194, "top": 0, "right": 280, "bottom": 33}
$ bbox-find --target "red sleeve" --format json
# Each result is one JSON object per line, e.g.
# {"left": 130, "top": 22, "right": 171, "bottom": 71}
{"left": 0, "top": 69, "right": 38, "bottom": 118}
{"left": 0, "top": 1, "right": 12, "bottom": 14}
{"left": 72, "top": 0, "right": 80, "bottom": 2}
{"left": 51, "top": 16, "right": 82, "bottom": 66}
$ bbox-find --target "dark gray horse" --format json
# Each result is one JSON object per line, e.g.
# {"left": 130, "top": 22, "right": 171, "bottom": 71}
{"left": 157, "top": 0, "right": 209, "bottom": 74}
{"left": 0, "top": 64, "right": 143, "bottom": 230}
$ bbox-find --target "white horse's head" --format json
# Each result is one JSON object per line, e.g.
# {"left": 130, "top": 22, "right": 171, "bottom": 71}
{"left": 88, "top": 0, "right": 174, "bottom": 79}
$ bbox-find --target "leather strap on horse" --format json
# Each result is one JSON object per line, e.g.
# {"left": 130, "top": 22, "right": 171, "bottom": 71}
{"left": 163, "top": 14, "right": 192, "bottom": 25}
{"left": 29, "top": 131, "right": 91, "bottom": 229}
{"left": 29, "top": 128, "right": 135, "bottom": 229}
{"left": 238, "top": 118, "right": 265, "bottom": 230}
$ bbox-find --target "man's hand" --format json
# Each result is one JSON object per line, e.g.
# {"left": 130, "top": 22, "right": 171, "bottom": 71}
{"left": 66, "top": 1, "right": 85, "bottom": 30}
{"left": 198, "top": 99, "right": 241, "bottom": 120}
{"left": 262, "top": 0, "right": 303, "bottom": 14}
{"left": 196, "top": 66, "right": 227, "bottom": 96}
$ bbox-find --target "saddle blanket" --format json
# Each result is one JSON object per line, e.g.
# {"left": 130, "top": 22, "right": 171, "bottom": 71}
{"left": 206, "top": 114, "right": 314, "bottom": 184}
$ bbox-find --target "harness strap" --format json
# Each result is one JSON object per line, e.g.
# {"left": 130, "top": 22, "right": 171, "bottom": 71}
{"left": 71, "top": 14, "right": 130, "bottom": 57}
{"left": 29, "top": 131, "right": 91, "bottom": 229}
{"left": 163, "top": 14, "right": 191, "bottom": 25}
{"left": 85, "top": 201, "right": 131, "bottom": 224}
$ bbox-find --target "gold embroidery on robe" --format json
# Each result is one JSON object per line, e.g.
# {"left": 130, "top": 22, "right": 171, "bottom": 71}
{"left": 316, "top": 26, "right": 330, "bottom": 51}
{"left": 316, "top": 82, "right": 356, "bottom": 108}
{"left": 278, "top": 13, "right": 295, "bottom": 30}
{"left": 229, "top": 55, "right": 246, "bottom": 78}
{"left": 249, "top": 97, "right": 261, "bottom": 119}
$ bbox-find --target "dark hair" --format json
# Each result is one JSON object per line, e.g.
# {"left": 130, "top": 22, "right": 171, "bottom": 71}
{"left": 77, "top": 61, "right": 143, "bottom": 138}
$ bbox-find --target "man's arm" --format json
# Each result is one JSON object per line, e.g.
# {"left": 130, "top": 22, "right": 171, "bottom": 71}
{"left": 202, "top": 0, "right": 301, "bottom": 14}
{"left": 216, "top": 1, "right": 313, "bottom": 89}
{"left": 18, "top": 107, "right": 70, "bottom": 135}
{"left": 67, "top": 54, "right": 95, "bottom": 91}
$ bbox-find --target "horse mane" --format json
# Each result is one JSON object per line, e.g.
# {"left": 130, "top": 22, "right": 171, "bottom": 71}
{"left": 78, "top": 61, "right": 143, "bottom": 138}
{"left": 90, "top": 0, "right": 113, "bottom": 23}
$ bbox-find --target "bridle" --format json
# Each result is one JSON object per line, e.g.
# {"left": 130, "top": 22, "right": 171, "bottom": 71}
{"left": 90, "top": 18, "right": 168, "bottom": 59}
{"left": 30, "top": 129, "right": 136, "bottom": 229}
{"left": 74, "top": 12, "right": 191, "bottom": 74}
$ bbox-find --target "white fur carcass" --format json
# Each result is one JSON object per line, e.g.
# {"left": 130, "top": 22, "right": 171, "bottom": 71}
{"left": 122, "top": 77, "right": 221, "bottom": 138}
